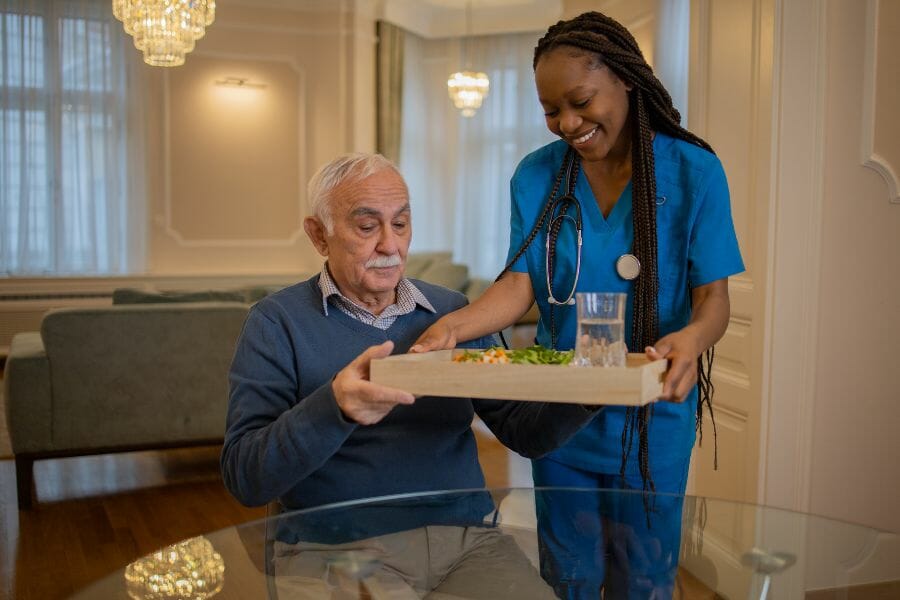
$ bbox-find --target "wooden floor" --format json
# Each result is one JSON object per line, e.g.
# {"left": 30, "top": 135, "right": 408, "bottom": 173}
{"left": 0, "top": 447, "right": 265, "bottom": 600}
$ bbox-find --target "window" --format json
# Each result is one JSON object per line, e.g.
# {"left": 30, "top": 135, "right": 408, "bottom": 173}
{"left": 0, "top": 0, "right": 145, "bottom": 275}
{"left": 400, "top": 31, "right": 554, "bottom": 280}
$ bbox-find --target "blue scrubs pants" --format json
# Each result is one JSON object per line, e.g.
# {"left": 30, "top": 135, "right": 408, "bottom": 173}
{"left": 532, "top": 456, "right": 690, "bottom": 599}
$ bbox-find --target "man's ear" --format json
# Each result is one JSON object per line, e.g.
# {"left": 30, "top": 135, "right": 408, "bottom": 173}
{"left": 304, "top": 217, "right": 329, "bottom": 257}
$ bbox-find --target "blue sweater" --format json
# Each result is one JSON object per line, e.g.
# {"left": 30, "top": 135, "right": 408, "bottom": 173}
{"left": 221, "top": 276, "right": 596, "bottom": 540}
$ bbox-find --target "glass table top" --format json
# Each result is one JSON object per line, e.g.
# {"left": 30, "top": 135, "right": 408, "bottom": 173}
{"left": 68, "top": 487, "right": 899, "bottom": 599}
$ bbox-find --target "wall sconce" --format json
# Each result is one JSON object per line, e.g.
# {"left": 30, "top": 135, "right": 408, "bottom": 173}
{"left": 214, "top": 76, "right": 267, "bottom": 89}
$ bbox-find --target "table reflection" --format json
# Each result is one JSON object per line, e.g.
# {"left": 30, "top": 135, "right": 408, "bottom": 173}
{"left": 124, "top": 535, "right": 225, "bottom": 600}
{"left": 68, "top": 488, "right": 899, "bottom": 600}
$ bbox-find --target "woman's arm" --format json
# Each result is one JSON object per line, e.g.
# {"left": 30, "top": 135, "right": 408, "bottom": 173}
{"left": 411, "top": 271, "right": 535, "bottom": 351}
{"left": 645, "top": 278, "right": 731, "bottom": 402}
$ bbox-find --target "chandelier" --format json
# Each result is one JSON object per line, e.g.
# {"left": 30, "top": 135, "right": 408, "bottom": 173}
{"left": 124, "top": 536, "right": 225, "bottom": 599}
{"left": 447, "top": 1, "right": 489, "bottom": 117}
{"left": 113, "top": 1, "right": 216, "bottom": 67}
{"left": 447, "top": 71, "right": 490, "bottom": 117}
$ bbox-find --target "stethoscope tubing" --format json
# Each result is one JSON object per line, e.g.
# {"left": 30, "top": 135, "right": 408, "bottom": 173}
{"left": 545, "top": 151, "right": 584, "bottom": 307}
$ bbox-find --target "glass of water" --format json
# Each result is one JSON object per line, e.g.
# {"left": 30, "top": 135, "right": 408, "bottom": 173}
{"left": 574, "top": 292, "right": 627, "bottom": 367}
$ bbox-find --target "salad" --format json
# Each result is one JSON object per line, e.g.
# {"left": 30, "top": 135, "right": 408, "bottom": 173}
{"left": 452, "top": 345, "right": 574, "bottom": 365}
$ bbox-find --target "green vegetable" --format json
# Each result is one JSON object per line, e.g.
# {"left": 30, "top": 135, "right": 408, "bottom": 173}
{"left": 454, "top": 345, "right": 574, "bottom": 365}
{"left": 507, "top": 345, "right": 574, "bottom": 365}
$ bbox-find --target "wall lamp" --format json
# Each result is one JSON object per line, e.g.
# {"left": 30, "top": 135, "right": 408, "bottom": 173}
{"left": 214, "top": 76, "right": 267, "bottom": 89}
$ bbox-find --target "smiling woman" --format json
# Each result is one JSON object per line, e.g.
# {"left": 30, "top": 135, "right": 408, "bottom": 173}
{"left": 410, "top": 10, "right": 744, "bottom": 598}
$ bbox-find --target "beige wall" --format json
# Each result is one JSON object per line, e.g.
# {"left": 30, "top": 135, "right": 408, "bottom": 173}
{"left": 141, "top": 0, "right": 377, "bottom": 275}
{"left": 810, "top": 0, "right": 899, "bottom": 532}
{"left": 563, "top": 0, "right": 657, "bottom": 68}
{"left": 762, "top": 0, "right": 900, "bottom": 536}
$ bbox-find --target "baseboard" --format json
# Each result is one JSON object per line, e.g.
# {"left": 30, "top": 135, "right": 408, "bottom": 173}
{"left": 805, "top": 580, "right": 900, "bottom": 599}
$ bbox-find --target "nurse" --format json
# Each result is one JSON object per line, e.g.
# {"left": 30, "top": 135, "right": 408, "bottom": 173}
{"left": 411, "top": 11, "right": 745, "bottom": 599}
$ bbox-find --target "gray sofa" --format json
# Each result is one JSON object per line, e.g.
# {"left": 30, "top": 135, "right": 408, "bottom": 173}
{"left": 4, "top": 302, "right": 248, "bottom": 508}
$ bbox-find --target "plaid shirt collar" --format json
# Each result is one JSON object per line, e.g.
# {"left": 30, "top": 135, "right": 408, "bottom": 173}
{"left": 317, "top": 263, "right": 436, "bottom": 323}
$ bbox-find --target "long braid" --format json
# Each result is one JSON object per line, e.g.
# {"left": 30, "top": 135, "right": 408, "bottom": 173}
{"left": 532, "top": 12, "right": 721, "bottom": 496}
{"left": 498, "top": 149, "right": 580, "bottom": 348}
{"left": 497, "top": 147, "right": 575, "bottom": 282}
{"left": 495, "top": 148, "right": 574, "bottom": 351}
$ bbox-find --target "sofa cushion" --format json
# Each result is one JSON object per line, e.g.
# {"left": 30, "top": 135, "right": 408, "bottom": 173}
{"left": 113, "top": 288, "right": 248, "bottom": 305}
{"left": 415, "top": 261, "right": 469, "bottom": 293}
{"left": 404, "top": 251, "right": 453, "bottom": 279}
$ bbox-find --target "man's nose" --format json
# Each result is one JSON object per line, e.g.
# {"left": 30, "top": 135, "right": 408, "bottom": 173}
{"left": 376, "top": 225, "right": 399, "bottom": 254}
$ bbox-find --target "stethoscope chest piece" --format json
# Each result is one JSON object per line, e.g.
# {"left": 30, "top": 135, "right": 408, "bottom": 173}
{"left": 616, "top": 253, "right": 641, "bottom": 280}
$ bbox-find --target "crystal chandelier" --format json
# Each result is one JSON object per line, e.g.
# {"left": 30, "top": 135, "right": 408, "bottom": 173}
{"left": 447, "top": 71, "right": 490, "bottom": 117}
{"left": 112, "top": 0, "right": 216, "bottom": 67}
{"left": 124, "top": 536, "right": 225, "bottom": 599}
{"left": 447, "top": 1, "right": 489, "bottom": 117}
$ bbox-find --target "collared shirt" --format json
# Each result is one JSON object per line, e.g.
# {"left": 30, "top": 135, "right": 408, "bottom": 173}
{"left": 318, "top": 264, "right": 436, "bottom": 330}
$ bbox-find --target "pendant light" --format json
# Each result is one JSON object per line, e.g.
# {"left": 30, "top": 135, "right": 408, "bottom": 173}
{"left": 447, "top": 1, "right": 489, "bottom": 117}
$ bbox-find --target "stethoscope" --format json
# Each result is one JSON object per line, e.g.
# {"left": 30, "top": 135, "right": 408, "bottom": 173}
{"left": 544, "top": 151, "right": 642, "bottom": 307}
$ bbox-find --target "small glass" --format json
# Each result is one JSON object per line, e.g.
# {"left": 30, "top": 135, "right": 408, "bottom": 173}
{"left": 573, "top": 292, "right": 627, "bottom": 367}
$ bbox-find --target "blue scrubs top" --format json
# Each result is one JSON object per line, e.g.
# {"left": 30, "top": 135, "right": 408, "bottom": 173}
{"left": 507, "top": 133, "right": 745, "bottom": 474}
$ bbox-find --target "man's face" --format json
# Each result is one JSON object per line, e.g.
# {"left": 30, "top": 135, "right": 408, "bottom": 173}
{"left": 306, "top": 168, "right": 412, "bottom": 309}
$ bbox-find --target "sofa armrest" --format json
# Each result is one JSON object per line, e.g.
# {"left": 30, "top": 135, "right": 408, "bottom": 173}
{"left": 4, "top": 332, "right": 53, "bottom": 454}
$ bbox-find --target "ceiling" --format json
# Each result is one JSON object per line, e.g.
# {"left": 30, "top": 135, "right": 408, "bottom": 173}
{"left": 227, "top": 0, "right": 567, "bottom": 38}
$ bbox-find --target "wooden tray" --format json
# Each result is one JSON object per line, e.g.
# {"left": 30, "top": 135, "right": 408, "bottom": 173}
{"left": 370, "top": 350, "right": 667, "bottom": 406}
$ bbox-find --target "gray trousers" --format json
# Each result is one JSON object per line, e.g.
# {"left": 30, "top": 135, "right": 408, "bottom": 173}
{"left": 272, "top": 525, "right": 557, "bottom": 599}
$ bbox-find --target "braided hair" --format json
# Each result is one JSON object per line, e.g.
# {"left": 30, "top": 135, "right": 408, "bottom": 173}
{"left": 503, "top": 11, "right": 719, "bottom": 495}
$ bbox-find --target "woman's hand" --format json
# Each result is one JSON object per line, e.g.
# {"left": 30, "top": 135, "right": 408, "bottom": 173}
{"left": 644, "top": 330, "right": 703, "bottom": 403}
{"left": 410, "top": 317, "right": 458, "bottom": 353}
{"left": 410, "top": 272, "right": 536, "bottom": 353}
{"left": 646, "top": 278, "right": 732, "bottom": 403}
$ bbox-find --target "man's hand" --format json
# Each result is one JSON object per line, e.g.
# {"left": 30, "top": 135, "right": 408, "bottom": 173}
{"left": 409, "top": 317, "right": 458, "bottom": 353}
{"left": 644, "top": 330, "right": 703, "bottom": 403}
{"left": 333, "top": 341, "right": 415, "bottom": 425}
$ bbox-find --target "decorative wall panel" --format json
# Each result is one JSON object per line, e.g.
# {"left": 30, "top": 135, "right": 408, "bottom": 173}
{"left": 164, "top": 53, "right": 306, "bottom": 246}
{"left": 861, "top": 0, "right": 900, "bottom": 203}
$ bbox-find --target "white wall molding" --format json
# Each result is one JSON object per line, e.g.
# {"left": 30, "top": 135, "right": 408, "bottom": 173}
{"left": 338, "top": 0, "right": 350, "bottom": 151}
{"left": 687, "top": 0, "right": 710, "bottom": 138}
{"left": 860, "top": 0, "right": 899, "bottom": 204}
{"left": 226, "top": 0, "right": 346, "bottom": 12}
{"left": 161, "top": 51, "right": 308, "bottom": 248}
{"left": 214, "top": 22, "right": 374, "bottom": 42}
{"left": 379, "top": 0, "right": 561, "bottom": 39}
{"left": 759, "top": 0, "right": 827, "bottom": 513}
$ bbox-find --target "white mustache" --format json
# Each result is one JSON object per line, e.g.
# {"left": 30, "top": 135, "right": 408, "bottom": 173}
{"left": 365, "top": 254, "right": 402, "bottom": 269}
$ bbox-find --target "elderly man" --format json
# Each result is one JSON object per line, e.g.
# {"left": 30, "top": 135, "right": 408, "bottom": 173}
{"left": 221, "top": 153, "right": 598, "bottom": 598}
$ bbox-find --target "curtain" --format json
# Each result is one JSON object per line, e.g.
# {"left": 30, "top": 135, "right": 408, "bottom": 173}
{"left": 655, "top": 0, "right": 690, "bottom": 125}
{"left": 399, "top": 31, "right": 553, "bottom": 280}
{"left": 376, "top": 20, "right": 404, "bottom": 164}
{"left": 0, "top": 0, "right": 146, "bottom": 275}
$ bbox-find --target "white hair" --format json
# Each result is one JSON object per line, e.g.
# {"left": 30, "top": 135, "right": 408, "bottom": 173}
{"left": 307, "top": 153, "right": 400, "bottom": 234}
